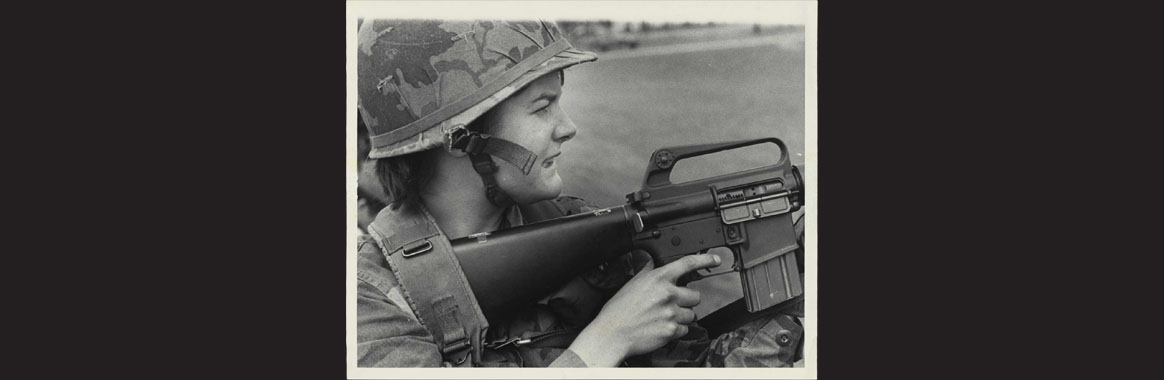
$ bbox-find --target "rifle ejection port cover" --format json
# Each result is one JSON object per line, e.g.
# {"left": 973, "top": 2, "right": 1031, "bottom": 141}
{"left": 761, "top": 198, "right": 790, "bottom": 215}
{"left": 722, "top": 205, "right": 752, "bottom": 224}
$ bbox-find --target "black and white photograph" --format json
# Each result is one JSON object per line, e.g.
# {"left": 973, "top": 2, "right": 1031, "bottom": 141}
{"left": 347, "top": 1, "right": 816, "bottom": 377}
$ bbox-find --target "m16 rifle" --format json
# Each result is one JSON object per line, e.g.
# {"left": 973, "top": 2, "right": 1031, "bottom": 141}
{"left": 452, "top": 137, "right": 804, "bottom": 321}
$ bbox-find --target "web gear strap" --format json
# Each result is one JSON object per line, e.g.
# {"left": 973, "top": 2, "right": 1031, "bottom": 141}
{"left": 367, "top": 206, "right": 491, "bottom": 366}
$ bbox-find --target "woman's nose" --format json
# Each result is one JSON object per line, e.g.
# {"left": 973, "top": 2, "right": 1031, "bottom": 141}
{"left": 554, "top": 113, "right": 578, "bottom": 142}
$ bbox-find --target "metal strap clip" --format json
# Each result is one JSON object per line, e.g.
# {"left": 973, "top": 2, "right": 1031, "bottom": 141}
{"left": 445, "top": 125, "right": 469, "bottom": 153}
{"left": 401, "top": 240, "right": 433, "bottom": 257}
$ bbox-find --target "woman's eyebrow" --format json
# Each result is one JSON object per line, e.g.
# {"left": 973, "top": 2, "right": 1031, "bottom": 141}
{"left": 529, "top": 91, "right": 559, "bottom": 105}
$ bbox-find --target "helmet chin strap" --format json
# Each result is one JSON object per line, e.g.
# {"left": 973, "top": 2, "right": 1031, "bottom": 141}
{"left": 447, "top": 127, "right": 538, "bottom": 208}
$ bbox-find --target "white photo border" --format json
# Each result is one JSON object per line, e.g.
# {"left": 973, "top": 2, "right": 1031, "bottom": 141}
{"left": 346, "top": 1, "right": 818, "bottom": 378}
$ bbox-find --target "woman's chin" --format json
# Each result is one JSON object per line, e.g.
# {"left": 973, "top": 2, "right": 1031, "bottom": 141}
{"left": 512, "top": 185, "right": 562, "bottom": 205}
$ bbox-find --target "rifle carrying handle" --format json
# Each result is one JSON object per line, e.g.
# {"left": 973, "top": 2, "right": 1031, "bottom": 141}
{"left": 641, "top": 137, "right": 790, "bottom": 189}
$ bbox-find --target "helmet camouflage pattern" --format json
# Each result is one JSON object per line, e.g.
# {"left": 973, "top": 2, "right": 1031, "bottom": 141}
{"left": 358, "top": 19, "right": 597, "bottom": 159}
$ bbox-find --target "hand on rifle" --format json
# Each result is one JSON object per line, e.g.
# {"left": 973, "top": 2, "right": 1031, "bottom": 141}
{"left": 568, "top": 253, "right": 721, "bottom": 366}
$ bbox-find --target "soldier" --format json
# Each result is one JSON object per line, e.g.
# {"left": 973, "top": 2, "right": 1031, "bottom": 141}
{"left": 356, "top": 19, "right": 802, "bottom": 367}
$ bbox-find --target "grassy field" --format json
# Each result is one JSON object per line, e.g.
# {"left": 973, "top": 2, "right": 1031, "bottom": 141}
{"left": 570, "top": 23, "right": 804, "bottom": 52}
{"left": 554, "top": 32, "right": 806, "bottom": 316}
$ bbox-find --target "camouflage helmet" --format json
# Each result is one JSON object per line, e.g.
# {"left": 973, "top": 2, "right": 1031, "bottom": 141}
{"left": 358, "top": 19, "right": 597, "bottom": 160}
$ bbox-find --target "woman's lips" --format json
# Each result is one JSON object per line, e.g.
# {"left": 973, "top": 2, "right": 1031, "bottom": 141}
{"left": 543, "top": 152, "right": 561, "bottom": 168}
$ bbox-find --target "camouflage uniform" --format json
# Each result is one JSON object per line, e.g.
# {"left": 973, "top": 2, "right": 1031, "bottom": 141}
{"left": 628, "top": 299, "right": 804, "bottom": 367}
{"left": 356, "top": 19, "right": 805, "bottom": 367}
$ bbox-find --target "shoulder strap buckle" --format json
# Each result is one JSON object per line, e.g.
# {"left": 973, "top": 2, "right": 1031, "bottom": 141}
{"left": 400, "top": 240, "right": 433, "bottom": 257}
{"left": 444, "top": 343, "right": 473, "bottom": 366}
{"left": 441, "top": 338, "right": 471, "bottom": 355}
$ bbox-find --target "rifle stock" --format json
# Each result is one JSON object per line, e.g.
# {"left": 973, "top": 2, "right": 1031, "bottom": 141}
{"left": 455, "top": 205, "right": 636, "bottom": 320}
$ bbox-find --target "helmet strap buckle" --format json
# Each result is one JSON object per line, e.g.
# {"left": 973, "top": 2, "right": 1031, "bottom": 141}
{"left": 446, "top": 125, "right": 495, "bottom": 157}
{"left": 445, "top": 125, "right": 470, "bottom": 153}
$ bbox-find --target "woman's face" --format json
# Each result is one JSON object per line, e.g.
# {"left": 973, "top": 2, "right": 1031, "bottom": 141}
{"left": 484, "top": 72, "right": 578, "bottom": 204}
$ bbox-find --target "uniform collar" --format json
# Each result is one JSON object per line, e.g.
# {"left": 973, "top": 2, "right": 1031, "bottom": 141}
{"left": 499, "top": 204, "right": 524, "bottom": 230}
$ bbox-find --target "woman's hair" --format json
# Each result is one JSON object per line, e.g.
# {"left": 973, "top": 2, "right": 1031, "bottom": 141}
{"left": 371, "top": 110, "right": 495, "bottom": 210}
{"left": 375, "top": 150, "right": 434, "bottom": 211}
{"left": 357, "top": 114, "right": 389, "bottom": 216}
{"left": 357, "top": 113, "right": 371, "bottom": 172}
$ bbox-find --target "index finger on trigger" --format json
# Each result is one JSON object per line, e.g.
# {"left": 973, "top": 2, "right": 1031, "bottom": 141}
{"left": 657, "top": 254, "right": 722, "bottom": 283}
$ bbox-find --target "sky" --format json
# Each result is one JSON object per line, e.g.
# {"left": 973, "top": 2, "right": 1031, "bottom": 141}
{"left": 349, "top": 1, "right": 816, "bottom": 25}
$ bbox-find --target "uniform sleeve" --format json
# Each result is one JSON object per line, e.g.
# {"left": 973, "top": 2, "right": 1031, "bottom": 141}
{"left": 547, "top": 349, "right": 589, "bottom": 367}
{"left": 356, "top": 248, "right": 444, "bottom": 367}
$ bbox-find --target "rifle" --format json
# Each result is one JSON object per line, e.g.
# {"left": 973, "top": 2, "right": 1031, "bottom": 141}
{"left": 453, "top": 137, "right": 804, "bottom": 321}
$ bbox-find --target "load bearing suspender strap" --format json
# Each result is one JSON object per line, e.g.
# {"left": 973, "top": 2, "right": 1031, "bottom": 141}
{"left": 367, "top": 210, "right": 490, "bottom": 366}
